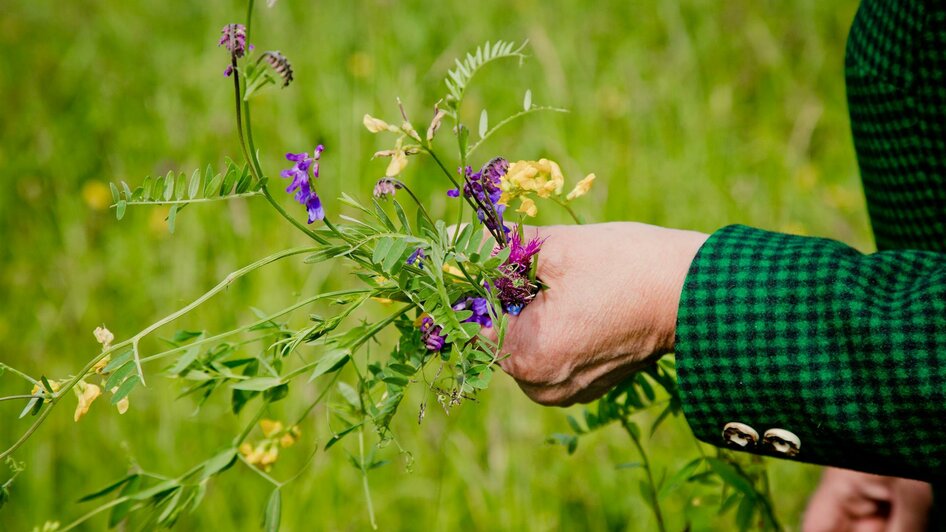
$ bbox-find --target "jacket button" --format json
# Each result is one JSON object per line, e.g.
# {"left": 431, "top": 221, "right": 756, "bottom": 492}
{"left": 762, "top": 428, "right": 801, "bottom": 457}
{"left": 722, "top": 422, "right": 759, "bottom": 449}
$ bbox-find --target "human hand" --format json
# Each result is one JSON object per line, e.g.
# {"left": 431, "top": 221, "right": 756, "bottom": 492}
{"left": 802, "top": 467, "right": 932, "bottom": 532}
{"left": 491, "top": 222, "right": 708, "bottom": 406}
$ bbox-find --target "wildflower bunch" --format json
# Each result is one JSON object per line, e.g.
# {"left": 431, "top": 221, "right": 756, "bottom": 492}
{"left": 0, "top": 5, "right": 780, "bottom": 531}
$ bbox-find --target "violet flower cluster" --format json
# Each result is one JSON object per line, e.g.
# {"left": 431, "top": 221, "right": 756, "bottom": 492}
{"left": 450, "top": 157, "right": 510, "bottom": 241}
{"left": 281, "top": 145, "right": 326, "bottom": 223}
{"left": 219, "top": 23, "right": 251, "bottom": 77}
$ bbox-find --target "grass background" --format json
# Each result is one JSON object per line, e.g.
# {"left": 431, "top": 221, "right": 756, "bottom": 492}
{"left": 0, "top": 0, "right": 867, "bottom": 529}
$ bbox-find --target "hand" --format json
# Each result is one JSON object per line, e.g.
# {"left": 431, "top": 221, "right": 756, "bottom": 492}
{"left": 492, "top": 222, "right": 708, "bottom": 406}
{"left": 802, "top": 467, "right": 932, "bottom": 532}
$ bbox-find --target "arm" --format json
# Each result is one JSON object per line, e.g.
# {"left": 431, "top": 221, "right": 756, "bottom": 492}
{"left": 498, "top": 222, "right": 946, "bottom": 479}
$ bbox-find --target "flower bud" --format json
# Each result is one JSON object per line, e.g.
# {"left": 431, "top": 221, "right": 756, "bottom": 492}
{"left": 363, "top": 114, "right": 394, "bottom": 134}
{"left": 566, "top": 173, "right": 596, "bottom": 200}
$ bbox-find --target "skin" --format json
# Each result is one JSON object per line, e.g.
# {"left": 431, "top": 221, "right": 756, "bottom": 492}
{"left": 492, "top": 223, "right": 933, "bottom": 528}
{"left": 488, "top": 222, "right": 708, "bottom": 406}
{"left": 803, "top": 468, "right": 932, "bottom": 532}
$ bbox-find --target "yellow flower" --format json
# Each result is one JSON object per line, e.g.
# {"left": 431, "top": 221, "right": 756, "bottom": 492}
{"left": 116, "top": 396, "right": 129, "bottom": 415}
{"left": 260, "top": 419, "right": 284, "bottom": 438}
{"left": 442, "top": 264, "right": 464, "bottom": 278}
{"left": 566, "top": 173, "right": 596, "bottom": 200}
{"left": 385, "top": 149, "right": 408, "bottom": 177}
{"left": 279, "top": 426, "right": 301, "bottom": 448}
{"left": 371, "top": 297, "right": 395, "bottom": 304}
{"left": 362, "top": 114, "right": 395, "bottom": 133}
{"left": 240, "top": 441, "right": 280, "bottom": 471}
{"left": 73, "top": 381, "right": 102, "bottom": 422}
{"left": 517, "top": 197, "right": 538, "bottom": 217}
{"left": 500, "top": 159, "right": 566, "bottom": 205}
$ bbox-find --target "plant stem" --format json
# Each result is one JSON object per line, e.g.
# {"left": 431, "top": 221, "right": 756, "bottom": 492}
{"left": 552, "top": 197, "right": 582, "bottom": 224}
{"left": 0, "top": 363, "right": 37, "bottom": 384}
{"left": 622, "top": 418, "right": 667, "bottom": 532}
{"left": 359, "top": 427, "right": 378, "bottom": 530}
{"left": 0, "top": 246, "right": 316, "bottom": 462}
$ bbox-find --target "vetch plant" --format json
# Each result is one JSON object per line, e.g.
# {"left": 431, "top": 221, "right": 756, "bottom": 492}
{"left": 0, "top": 1, "right": 782, "bottom": 530}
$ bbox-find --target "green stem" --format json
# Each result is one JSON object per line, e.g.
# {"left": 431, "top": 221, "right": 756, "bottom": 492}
{"left": 552, "top": 197, "right": 582, "bottom": 224}
{"left": 359, "top": 427, "right": 378, "bottom": 530}
{"left": 116, "top": 191, "right": 264, "bottom": 206}
{"left": 0, "top": 363, "right": 37, "bottom": 384}
{"left": 622, "top": 418, "right": 667, "bottom": 532}
{"left": 0, "top": 246, "right": 316, "bottom": 462}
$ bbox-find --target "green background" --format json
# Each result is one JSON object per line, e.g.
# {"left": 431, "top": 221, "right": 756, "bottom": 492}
{"left": 0, "top": 0, "right": 865, "bottom": 529}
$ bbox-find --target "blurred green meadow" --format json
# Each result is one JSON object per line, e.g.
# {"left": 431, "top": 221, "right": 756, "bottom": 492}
{"left": 0, "top": 0, "right": 867, "bottom": 529}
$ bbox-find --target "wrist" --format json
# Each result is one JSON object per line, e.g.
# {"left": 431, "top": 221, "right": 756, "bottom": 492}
{"left": 653, "top": 227, "right": 709, "bottom": 354}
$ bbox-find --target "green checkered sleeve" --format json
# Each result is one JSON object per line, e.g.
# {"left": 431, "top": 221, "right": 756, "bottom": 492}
{"left": 675, "top": 224, "right": 946, "bottom": 479}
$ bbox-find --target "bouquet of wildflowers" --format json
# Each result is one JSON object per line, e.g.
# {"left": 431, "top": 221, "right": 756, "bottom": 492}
{"left": 0, "top": 2, "right": 784, "bottom": 531}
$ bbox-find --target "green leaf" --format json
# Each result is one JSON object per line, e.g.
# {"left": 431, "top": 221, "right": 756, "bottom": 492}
{"left": 220, "top": 165, "right": 238, "bottom": 196}
{"left": 264, "top": 383, "right": 289, "bottom": 403}
{"left": 40, "top": 376, "right": 55, "bottom": 395}
{"left": 235, "top": 168, "right": 252, "bottom": 193}
{"left": 307, "top": 348, "right": 351, "bottom": 382}
{"left": 105, "top": 361, "right": 136, "bottom": 390}
{"left": 115, "top": 200, "right": 127, "bottom": 220}
{"left": 231, "top": 377, "right": 282, "bottom": 391}
{"left": 103, "top": 350, "right": 133, "bottom": 373}
{"left": 336, "top": 382, "right": 361, "bottom": 410}
{"left": 479, "top": 109, "right": 489, "bottom": 137}
{"left": 163, "top": 170, "right": 175, "bottom": 201}
{"left": 109, "top": 182, "right": 120, "bottom": 203}
{"left": 120, "top": 180, "right": 133, "bottom": 200}
{"left": 263, "top": 488, "right": 281, "bottom": 532}
{"left": 523, "top": 89, "right": 532, "bottom": 110}
{"left": 167, "top": 204, "right": 178, "bottom": 234}
{"left": 108, "top": 474, "right": 142, "bottom": 527}
{"left": 188, "top": 168, "right": 201, "bottom": 199}
{"left": 324, "top": 423, "right": 362, "bottom": 450}
{"left": 392, "top": 200, "right": 412, "bottom": 234}
{"left": 174, "top": 172, "right": 187, "bottom": 200}
{"left": 658, "top": 458, "right": 702, "bottom": 499}
{"left": 19, "top": 396, "right": 41, "bottom": 418}
{"left": 736, "top": 495, "right": 757, "bottom": 531}
{"left": 566, "top": 415, "right": 585, "bottom": 434}
{"left": 110, "top": 375, "right": 139, "bottom": 405}
{"left": 130, "top": 479, "right": 178, "bottom": 501}
{"left": 157, "top": 487, "right": 182, "bottom": 525}
{"left": 706, "top": 458, "right": 756, "bottom": 497}
{"left": 546, "top": 433, "right": 578, "bottom": 454}
{"left": 372, "top": 237, "right": 394, "bottom": 265}
{"left": 201, "top": 448, "right": 237, "bottom": 481}
{"left": 205, "top": 172, "right": 224, "bottom": 198}
{"left": 142, "top": 176, "right": 154, "bottom": 200}
{"left": 78, "top": 473, "right": 138, "bottom": 502}
{"left": 173, "top": 330, "right": 203, "bottom": 342}
{"left": 382, "top": 238, "right": 409, "bottom": 272}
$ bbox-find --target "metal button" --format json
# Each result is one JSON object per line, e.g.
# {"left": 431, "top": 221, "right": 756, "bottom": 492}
{"left": 762, "top": 428, "right": 801, "bottom": 456}
{"left": 722, "top": 422, "right": 759, "bottom": 449}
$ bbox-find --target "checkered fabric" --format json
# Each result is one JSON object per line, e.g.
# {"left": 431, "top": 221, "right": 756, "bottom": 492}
{"left": 675, "top": 0, "right": 946, "bottom": 480}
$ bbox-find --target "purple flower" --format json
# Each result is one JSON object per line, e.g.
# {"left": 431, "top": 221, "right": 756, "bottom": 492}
{"left": 406, "top": 247, "right": 425, "bottom": 268}
{"left": 280, "top": 145, "right": 325, "bottom": 223}
{"left": 460, "top": 157, "right": 510, "bottom": 236}
{"left": 219, "top": 24, "right": 249, "bottom": 59}
{"left": 452, "top": 296, "right": 492, "bottom": 328}
{"left": 493, "top": 229, "right": 543, "bottom": 314}
{"left": 373, "top": 178, "right": 399, "bottom": 199}
{"left": 447, "top": 188, "right": 460, "bottom": 198}
{"left": 420, "top": 316, "right": 446, "bottom": 351}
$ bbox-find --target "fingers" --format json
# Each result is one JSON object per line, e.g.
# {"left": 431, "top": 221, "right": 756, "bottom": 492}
{"left": 888, "top": 478, "right": 932, "bottom": 532}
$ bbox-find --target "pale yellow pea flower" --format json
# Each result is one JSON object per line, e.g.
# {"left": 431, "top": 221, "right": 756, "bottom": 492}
{"left": 517, "top": 197, "right": 538, "bottom": 217}
{"left": 363, "top": 114, "right": 395, "bottom": 133}
{"left": 385, "top": 149, "right": 408, "bottom": 177}
{"left": 260, "top": 419, "right": 284, "bottom": 438}
{"left": 93, "top": 326, "right": 114, "bottom": 350}
{"left": 73, "top": 381, "right": 102, "bottom": 422}
{"left": 566, "top": 173, "right": 596, "bottom": 200}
